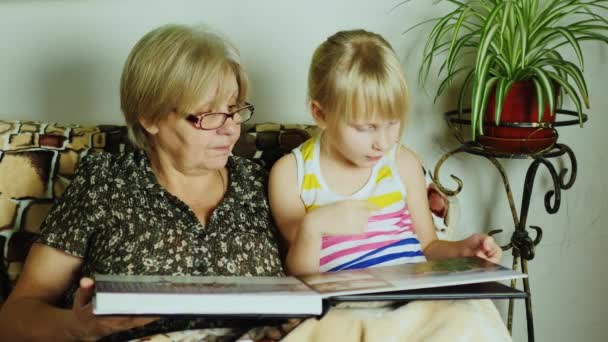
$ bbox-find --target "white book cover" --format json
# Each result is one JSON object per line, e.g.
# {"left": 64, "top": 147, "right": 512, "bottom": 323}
{"left": 93, "top": 275, "right": 321, "bottom": 316}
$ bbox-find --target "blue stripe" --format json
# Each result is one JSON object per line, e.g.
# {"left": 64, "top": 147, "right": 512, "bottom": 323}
{"left": 338, "top": 251, "right": 425, "bottom": 271}
{"left": 327, "top": 238, "right": 421, "bottom": 272}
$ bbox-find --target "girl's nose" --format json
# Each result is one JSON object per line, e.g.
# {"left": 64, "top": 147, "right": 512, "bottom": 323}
{"left": 374, "top": 132, "right": 391, "bottom": 151}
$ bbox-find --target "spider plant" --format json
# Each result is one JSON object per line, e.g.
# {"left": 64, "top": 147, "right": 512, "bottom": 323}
{"left": 404, "top": 0, "right": 608, "bottom": 140}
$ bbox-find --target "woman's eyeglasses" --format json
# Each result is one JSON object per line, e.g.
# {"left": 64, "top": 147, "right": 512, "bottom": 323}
{"left": 185, "top": 102, "right": 254, "bottom": 130}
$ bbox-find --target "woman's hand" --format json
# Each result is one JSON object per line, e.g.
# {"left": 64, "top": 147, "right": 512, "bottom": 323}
{"left": 71, "top": 277, "right": 159, "bottom": 341}
{"left": 304, "top": 200, "right": 378, "bottom": 237}
{"left": 459, "top": 233, "right": 503, "bottom": 264}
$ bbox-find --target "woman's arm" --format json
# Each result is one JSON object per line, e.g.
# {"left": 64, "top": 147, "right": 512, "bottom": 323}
{"left": 0, "top": 243, "right": 156, "bottom": 341}
{"left": 0, "top": 243, "right": 84, "bottom": 340}
{"left": 396, "top": 147, "right": 502, "bottom": 263}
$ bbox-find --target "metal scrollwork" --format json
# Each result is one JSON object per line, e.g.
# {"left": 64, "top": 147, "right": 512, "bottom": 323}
{"left": 557, "top": 144, "right": 577, "bottom": 190}
{"left": 438, "top": 110, "right": 584, "bottom": 342}
{"left": 432, "top": 147, "right": 465, "bottom": 196}
{"left": 434, "top": 141, "right": 577, "bottom": 256}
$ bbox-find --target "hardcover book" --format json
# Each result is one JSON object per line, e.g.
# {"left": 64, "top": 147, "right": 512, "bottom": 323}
{"left": 93, "top": 257, "right": 526, "bottom": 316}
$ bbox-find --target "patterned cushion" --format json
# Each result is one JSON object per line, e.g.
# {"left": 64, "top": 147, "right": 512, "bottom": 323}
{"left": 0, "top": 120, "right": 316, "bottom": 300}
{"left": 235, "top": 123, "right": 319, "bottom": 170}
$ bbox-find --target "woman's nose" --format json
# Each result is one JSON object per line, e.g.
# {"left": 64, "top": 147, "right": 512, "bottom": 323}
{"left": 217, "top": 116, "right": 239, "bottom": 135}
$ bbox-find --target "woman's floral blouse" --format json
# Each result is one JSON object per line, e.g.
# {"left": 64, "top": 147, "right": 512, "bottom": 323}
{"left": 38, "top": 150, "right": 285, "bottom": 341}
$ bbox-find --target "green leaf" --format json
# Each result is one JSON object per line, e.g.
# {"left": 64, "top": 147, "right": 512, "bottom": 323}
{"left": 499, "top": 0, "right": 512, "bottom": 47}
{"left": 474, "top": 7, "right": 502, "bottom": 77}
{"left": 435, "top": 66, "right": 470, "bottom": 102}
{"left": 446, "top": 32, "right": 479, "bottom": 75}
{"left": 458, "top": 69, "right": 476, "bottom": 117}
{"left": 446, "top": 8, "right": 470, "bottom": 74}
{"left": 419, "top": 9, "right": 464, "bottom": 84}
{"left": 493, "top": 78, "right": 514, "bottom": 124}
{"left": 532, "top": 79, "right": 547, "bottom": 122}
{"left": 512, "top": 2, "right": 528, "bottom": 69}
{"left": 528, "top": 66, "right": 556, "bottom": 118}
{"left": 532, "top": 2, "right": 584, "bottom": 38}
{"left": 544, "top": 59, "right": 590, "bottom": 108}
{"left": 402, "top": 18, "right": 440, "bottom": 36}
{"left": 480, "top": 76, "right": 500, "bottom": 127}
{"left": 472, "top": 54, "right": 495, "bottom": 138}
{"left": 555, "top": 27, "right": 585, "bottom": 68}
{"left": 547, "top": 71, "right": 585, "bottom": 125}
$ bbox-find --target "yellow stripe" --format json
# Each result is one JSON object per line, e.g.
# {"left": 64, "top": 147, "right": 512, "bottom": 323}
{"left": 367, "top": 191, "right": 402, "bottom": 209}
{"left": 302, "top": 174, "right": 322, "bottom": 190}
{"left": 305, "top": 204, "right": 320, "bottom": 212}
{"left": 375, "top": 166, "right": 393, "bottom": 184}
{"left": 301, "top": 138, "right": 315, "bottom": 161}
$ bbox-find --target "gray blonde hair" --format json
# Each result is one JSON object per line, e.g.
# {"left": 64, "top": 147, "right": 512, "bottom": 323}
{"left": 120, "top": 24, "right": 249, "bottom": 150}
{"left": 308, "top": 29, "right": 409, "bottom": 131}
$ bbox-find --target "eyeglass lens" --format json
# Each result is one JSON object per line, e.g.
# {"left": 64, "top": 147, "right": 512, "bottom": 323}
{"left": 199, "top": 106, "right": 253, "bottom": 129}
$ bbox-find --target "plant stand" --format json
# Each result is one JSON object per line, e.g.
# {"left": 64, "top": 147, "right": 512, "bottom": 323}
{"left": 433, "top": 110, "right": 586, "bottom": 342}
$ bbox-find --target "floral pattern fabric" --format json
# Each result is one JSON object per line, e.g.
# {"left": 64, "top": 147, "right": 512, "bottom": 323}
{"left": 37, "top": 150, "right": 286, "bottom": 341}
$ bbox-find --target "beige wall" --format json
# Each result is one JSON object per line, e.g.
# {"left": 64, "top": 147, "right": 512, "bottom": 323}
{"left": 1, "top": 1, "right": 606, "bottom": 340}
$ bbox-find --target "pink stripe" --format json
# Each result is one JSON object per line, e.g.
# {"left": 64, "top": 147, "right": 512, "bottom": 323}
{"left": 368, "top": 207, "right": 410, "bottom": 222}
{"left": 367, "top": 206, "right": 414, "bottom": 230}
{"left": 322, "top": 228, "right": 412, "bottom": 249}
{"left": 320, "top": 239, "right": 401, "bottom": 266}
{"left": 395, "top": 217, "right": 413, "bottom": 228}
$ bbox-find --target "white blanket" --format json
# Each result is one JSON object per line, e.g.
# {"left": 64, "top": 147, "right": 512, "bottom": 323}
{"left": 282, "top": 300, "right": 512, "bottom": 342}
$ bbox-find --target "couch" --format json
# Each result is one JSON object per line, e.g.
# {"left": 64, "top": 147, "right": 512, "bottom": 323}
{"left": 0, "top": 119, "right": 456, "bottom": 341}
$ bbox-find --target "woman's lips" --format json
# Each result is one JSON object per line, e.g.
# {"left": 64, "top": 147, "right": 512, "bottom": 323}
{"left": 212, "top": 145, "right": 231, "bottom": 153}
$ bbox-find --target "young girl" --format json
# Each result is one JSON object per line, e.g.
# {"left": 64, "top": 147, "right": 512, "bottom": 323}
{"left": 269, "top": 29, "right": 502, "bottom": 276}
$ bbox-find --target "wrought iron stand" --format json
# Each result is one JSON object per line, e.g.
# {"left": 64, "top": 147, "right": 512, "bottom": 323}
{"left": 433, "top": 110, "right": 586, "bottom": 342}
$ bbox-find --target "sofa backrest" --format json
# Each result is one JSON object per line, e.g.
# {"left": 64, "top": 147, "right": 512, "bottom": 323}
{"left": 0, "top": 120, "right": 317, "bottom": 299}
{"left": 0, "top": 119, "right": 454, "bottom": 302}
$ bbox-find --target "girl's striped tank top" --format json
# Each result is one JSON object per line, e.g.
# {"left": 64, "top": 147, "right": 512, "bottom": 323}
{"left": 292, "top": 135, "right": 426, "bottom": 272}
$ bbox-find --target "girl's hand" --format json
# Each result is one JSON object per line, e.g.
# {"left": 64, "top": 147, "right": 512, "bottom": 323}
{"left": 460, "top": 233, "right": 503, "bottom": 264}
{"left": 304, "top": 200, "right": 378, "bottom": 237}
{"left": 71, "top": 277, "right": 159, "bottom": 341}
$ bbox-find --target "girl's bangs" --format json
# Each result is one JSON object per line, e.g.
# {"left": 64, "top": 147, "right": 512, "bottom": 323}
{"left": 332, "top": 69, "right": 408, "bottom": 124}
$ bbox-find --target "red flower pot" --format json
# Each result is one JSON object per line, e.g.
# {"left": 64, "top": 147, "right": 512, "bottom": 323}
{"left": 480, "top": 80, "right": 557, "bottom": 153}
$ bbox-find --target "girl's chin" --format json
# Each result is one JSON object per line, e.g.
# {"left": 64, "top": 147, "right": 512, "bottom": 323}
{"left": 346, "top": 159, "right": 377, "bottom": 169}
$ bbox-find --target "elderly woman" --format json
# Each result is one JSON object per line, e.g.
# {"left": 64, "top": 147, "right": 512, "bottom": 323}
{"left": 0, "top": 24, "right": 284, "bottom": 341}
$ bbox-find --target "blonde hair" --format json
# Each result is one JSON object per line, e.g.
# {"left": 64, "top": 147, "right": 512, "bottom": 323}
{"left": 120, "top": 24, "right": 249, "bottom": 150}
{"left": 308, "top": 29, "right": 409, "bottom": 130}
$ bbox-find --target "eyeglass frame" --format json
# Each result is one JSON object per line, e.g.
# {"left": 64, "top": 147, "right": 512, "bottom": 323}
{"left": 184, "top": 102, "right": 254, "bottom": 130}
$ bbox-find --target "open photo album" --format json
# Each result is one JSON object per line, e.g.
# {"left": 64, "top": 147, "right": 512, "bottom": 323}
{"left": 93, "top": 256, "right": 526, "bottom": 316}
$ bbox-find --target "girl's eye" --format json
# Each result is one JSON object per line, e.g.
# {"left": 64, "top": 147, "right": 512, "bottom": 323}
{"left": 388, "top": 121, "right": 400, "bottom": 126}
{"left": 228, "top": 104, "right": 239, "bottom": 112}
{"left": 355, "top": 125, "right": 375, "bottom": 132}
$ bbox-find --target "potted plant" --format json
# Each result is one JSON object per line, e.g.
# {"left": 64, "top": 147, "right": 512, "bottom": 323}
{"left": 406, "top": 0, "right": 608, "bottom": 152}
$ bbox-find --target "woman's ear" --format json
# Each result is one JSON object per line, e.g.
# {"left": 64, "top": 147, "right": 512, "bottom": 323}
{"left": 138, "top": 117, "right": 159, "bottom": 135}
{"left": 310, "top": 101, "right": 328, "bottom": 129}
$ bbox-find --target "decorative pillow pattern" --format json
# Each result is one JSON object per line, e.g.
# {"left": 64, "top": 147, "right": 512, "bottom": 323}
{"left": 0, "top": 120, "right": 131, "bottom": 297}
{"left": 235, "top": 123, "right": 319, "bottom": 170}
